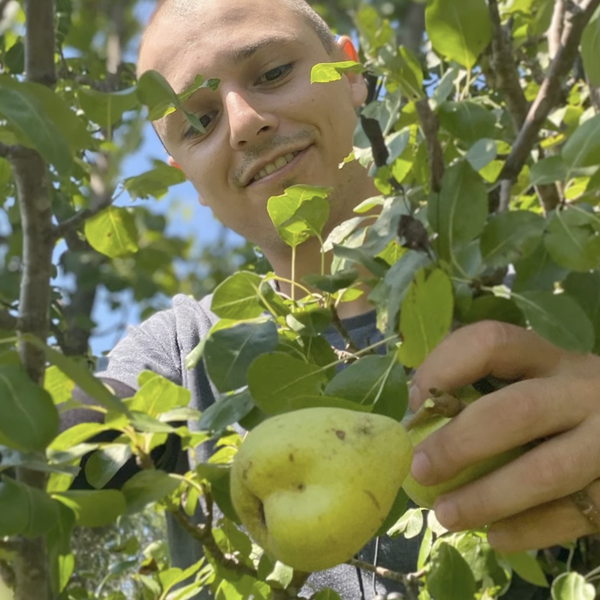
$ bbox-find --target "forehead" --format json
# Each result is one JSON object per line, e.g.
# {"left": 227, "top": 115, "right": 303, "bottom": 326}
{"left": 139, "top": 0, "right": 313, "bottom": 92}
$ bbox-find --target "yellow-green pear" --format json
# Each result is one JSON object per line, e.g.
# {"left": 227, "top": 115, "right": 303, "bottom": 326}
{"left": 230, "top": 407, "right": 412, "bottom": 572}
{"left": 402, "top": 414, "right": 527, "bottom": 509}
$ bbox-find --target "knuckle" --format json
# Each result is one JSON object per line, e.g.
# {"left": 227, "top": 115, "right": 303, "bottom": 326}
{"left": 468, "top": 319, "right": 513, "bottom": 351}
{"left": 529, "top": 450, "right": 573, "bottom": 496}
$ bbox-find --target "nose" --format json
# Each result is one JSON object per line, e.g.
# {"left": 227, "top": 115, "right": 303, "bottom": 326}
{"left": 225, "top": 90, "right": 278, "bottom": 149}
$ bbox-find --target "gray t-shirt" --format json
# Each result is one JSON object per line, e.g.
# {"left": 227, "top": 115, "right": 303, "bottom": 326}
{"left": 96, "top": 293, "right": 542, "bottom": 599}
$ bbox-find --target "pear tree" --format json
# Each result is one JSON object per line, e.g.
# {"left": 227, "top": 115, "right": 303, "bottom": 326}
{"left": 2, "top": 1, "right": 600, "bottom": 600}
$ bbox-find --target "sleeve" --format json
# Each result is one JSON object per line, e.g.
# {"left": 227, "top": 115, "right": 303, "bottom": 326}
{"left": 97, "top": 308, "right": 183, "bottom": 390}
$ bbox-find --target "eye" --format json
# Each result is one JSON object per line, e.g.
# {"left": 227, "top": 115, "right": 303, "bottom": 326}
{"left": 184, "top": 112, "right": 215, "bottom": 140}
{"left": 257, "top": 63, "right": 293, "bottom": 84}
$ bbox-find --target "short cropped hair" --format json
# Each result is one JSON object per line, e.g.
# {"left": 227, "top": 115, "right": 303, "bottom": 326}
{"left": 139, "top": 0, "right": 335, "bottom": 70}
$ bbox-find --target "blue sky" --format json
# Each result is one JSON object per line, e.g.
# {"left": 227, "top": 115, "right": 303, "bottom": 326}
{"left": 81, "top": 2, "right": 244, "bottom": 357}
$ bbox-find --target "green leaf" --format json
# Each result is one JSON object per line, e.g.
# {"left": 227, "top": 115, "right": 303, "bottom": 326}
{"left": 310, "top": 60, "right": 365, "bottom": 83}
{"left": 551, "top": 572, "right": 595, "bottom": 600}
{"left": 49, "top": 422, "right": 110, "bottom": 452}
{"left": 504, "top": 552, "right": 548, "bottom": 588}
{"left": 428, "top": 161, "right": 488, "bottom": 268}
{"left": 204, "top": 320, "right": 278, "bottom": 392}
{"left": 480, "top": 211, "right": 545, "bottom": 267}
{"left": 123, "top": 160, "right": 186, "bottom": 200}
{"left": 0, "top": 76, "right": 91, "bottom": 174}
{"left": 373, "top": 249, "right": 432, "bottom": 337}
{"left": 21, "top": 337, "right": 128, "bottom": 415}
{"left": 47, "top": 502, "right": 76, "bottom": 595}
{"left": 0, "top": 365, "right": 59, "bottom": 452}
{"left": 425, "top": 0, "right": 492, "bottom": 69}
{"left": 389, "top": 46, "right": 425, "bottom": 101}
{"left": 198, "top": 389, "right": 255, "bottom": 431}
{"left": 77, "top": 85, "right": 139, "bottom": 128}
{"left": 513, "top": 291, "right": 594, "bottom": 353}
{"left": 85, "top": 444, "right": 133, "bottom": 489}
{"left": 437, "top": 101, "right": 496, "bottom": 145}
{"left": 247, "top": 353, "right": 328, "bottom": 414}
{"left": 269, "top": 394, "right": 373, "bottom": 414}
{"left": 267, "top": 185, "right": 331, "bottom": 247}
{"left": 0, "top": 477, "right": 60, "bottom": 537}
{"left": 44, "top": 366, "right": 74, "bottom": 405}
{"left": 529, "top": 156, "right": 568, "bottom": 186}
{"left": 563, "top": 271, "right": 600, "bottom": 353}
{"left": 127, "top": 374, "right": 190, "bottom": 416}
{"left": 302, "top": 268, "right": 359, "bottom": 293}
{"left": 84, "top": 206, "right": 139, "bottom": 258}
{"left": 545, "top": 207, "right": 600, "bottom": 271}
{"left": 461, "top": 296, "right": 526, "bottom": 327}
{"left": 375, "top": 486, "right": 409, "bottom": 537}
{"left": 562, "top": 113, "right": 600, "bottom": 171}
{"left": 122, "top": 470, "right": 180, "bottom": 513}
{"left": 52, "top": 490, "right": 127, "bottom": 527}
{"left": 135, "top": 70, "right": 179, "bottom": 121}
{"left": 211, "top": 271, "right": 264, "bottom": 319}
{"left": 387, "top": 507, "right": 424, "bottom": 539}
{"left": 466, "top": 138, "right": 497, "bottom": 172}
{"left": 286, "top": 307, "right": 332, "bottom": 337}
{"left": 324, "top": 354, "right": 408, "bottom": 420}
{"left": 398, "top": 269, "right": 454, "bottom": 368}
{"left": 426, "top": 542, "right": 477, "bottom": 600}
{"left": 581, "top": 6, "right": 600, "bottom": 87}
{"left": 312, "top": 591, "right": 342, "bottom": 600}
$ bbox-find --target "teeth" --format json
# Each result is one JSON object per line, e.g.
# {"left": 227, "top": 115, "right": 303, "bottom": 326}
{"left": 253, "top": 152, "right": 299, "bottom": 183}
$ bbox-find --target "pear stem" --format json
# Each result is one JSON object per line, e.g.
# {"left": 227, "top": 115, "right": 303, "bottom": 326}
{"left": 404, "top": 389, "right": 467, "bottom": 432}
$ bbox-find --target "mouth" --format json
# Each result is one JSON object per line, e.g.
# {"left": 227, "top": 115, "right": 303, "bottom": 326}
{"left": 245, "top": 147, "right": 310, "bottom": 187}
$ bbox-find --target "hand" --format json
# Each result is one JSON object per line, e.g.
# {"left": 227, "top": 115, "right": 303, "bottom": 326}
{"left": 408, "top": 320, "right": 600, "bottom": 552}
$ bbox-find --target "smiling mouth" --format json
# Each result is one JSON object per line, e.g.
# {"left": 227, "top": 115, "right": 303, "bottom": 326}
{"left": 251, "top": 150, "right": 302, "bottom": 184}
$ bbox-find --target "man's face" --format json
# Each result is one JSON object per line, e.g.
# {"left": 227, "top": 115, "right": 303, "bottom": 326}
{"left": 139, "top": 0, "right": 368, "bottom": 251}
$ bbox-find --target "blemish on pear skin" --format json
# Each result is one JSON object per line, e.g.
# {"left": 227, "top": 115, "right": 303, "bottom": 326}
{"left": 297, "top": 483, "right": 305, "bottom": 491}
{"left": 289, "top": 453, "right": 294, "bottom": 462}
{"left": 364, "top": 489, "right": 381, "bottom": 511}
{"left": 335, "top": 430, "right": 346, "bottom": 440}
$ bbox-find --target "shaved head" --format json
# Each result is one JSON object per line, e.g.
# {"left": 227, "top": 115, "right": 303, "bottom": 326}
{"left": 138, "top": 0, "right": 335, "bottom": 75}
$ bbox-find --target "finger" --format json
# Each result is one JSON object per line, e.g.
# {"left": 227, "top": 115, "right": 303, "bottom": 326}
{"left": 411, "top": 376, "right": 591, "bottom": 486}
{"left": 409, "top": 321, "right": 563, "bottom": 410}
{"left": 431, "top": 417, "right": 600, "bottom": 532}
{"left": 486, "top": 479, "right": 600, "bottom": 553}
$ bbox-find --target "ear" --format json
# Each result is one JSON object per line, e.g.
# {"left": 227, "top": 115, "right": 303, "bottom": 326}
{"left": 335, "top": 35, "right": 367, "bottom": 108}
{"left": 167, "top": 155, "right": 183, "bottom": 172}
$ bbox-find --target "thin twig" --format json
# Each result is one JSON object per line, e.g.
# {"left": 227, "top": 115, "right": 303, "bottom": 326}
{"left": 498, "top": 0, "right": 600, "bottom": 185}
{"left": 488, "top": 0, "right": 528, "bottom": 130}
{"left": 171, "top": 507, "right": 257, "bottom": 578}
{"left": 415, "top": 99, "right": 444, "bottom": 193}
{"left": 330, "top": 306, "right": 361, "bottom": 355}
{"left": 347, "top": 558, "right": 421, "bottom": 600}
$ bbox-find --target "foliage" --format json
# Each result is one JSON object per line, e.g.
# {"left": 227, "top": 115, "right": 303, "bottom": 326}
{"left": 2, "top": 0, "right": 600, "bottom": 600}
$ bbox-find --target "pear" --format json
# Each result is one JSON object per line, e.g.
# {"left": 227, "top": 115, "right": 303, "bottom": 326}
{"left": 230, "top": 407, "right": 412, "bottom": 572}
{"left": 402, "top": 414, "right": 527, "bottom": 509}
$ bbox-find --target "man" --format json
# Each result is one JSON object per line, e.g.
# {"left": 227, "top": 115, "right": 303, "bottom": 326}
{"left": 71, "top": 0, "right": 600, "bottom": 597}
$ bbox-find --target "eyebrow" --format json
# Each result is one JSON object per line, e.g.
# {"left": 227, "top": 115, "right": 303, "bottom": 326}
{"left": 163, "top": 35, "right": 297, "bottom": 138}
{"left": 176, "top": 35, "right": 296, "bottom": 94}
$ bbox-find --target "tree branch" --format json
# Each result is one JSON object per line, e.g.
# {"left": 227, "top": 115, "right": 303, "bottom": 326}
{"left": 12, "top": 2, "right": 57, "bottom": 599}
{"left": 0, "top": 309, "right": 17, "bottom": 332}
{"left": 171, "top": 506, "right": 257, "bottom": 579}
{"left": 415, "top": 99, "right": 444, "bottom": 193}
{"left": 24, "top": 0, "right": 56, "bottom": 87}
{"left": 548, "top": 0, "right": 566, "bottom": 60}
{"left": 346, "top": 558, "right": 421, "bottom": 600}
{"left": 488, "top": 0, "right": 528, "bottom": 130}
{"left": 498, "top": 0, "right": 600, "bottom": 185}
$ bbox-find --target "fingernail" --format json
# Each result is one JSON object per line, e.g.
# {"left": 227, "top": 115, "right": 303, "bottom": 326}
{"left": 411, "top": 451, "right": 431, "bottom": 482}
{"left": 408, "top": 384, "right": 421, "bottom": 408}
{"left": 435, "top": 498, "right": 459, "bottom": 530}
